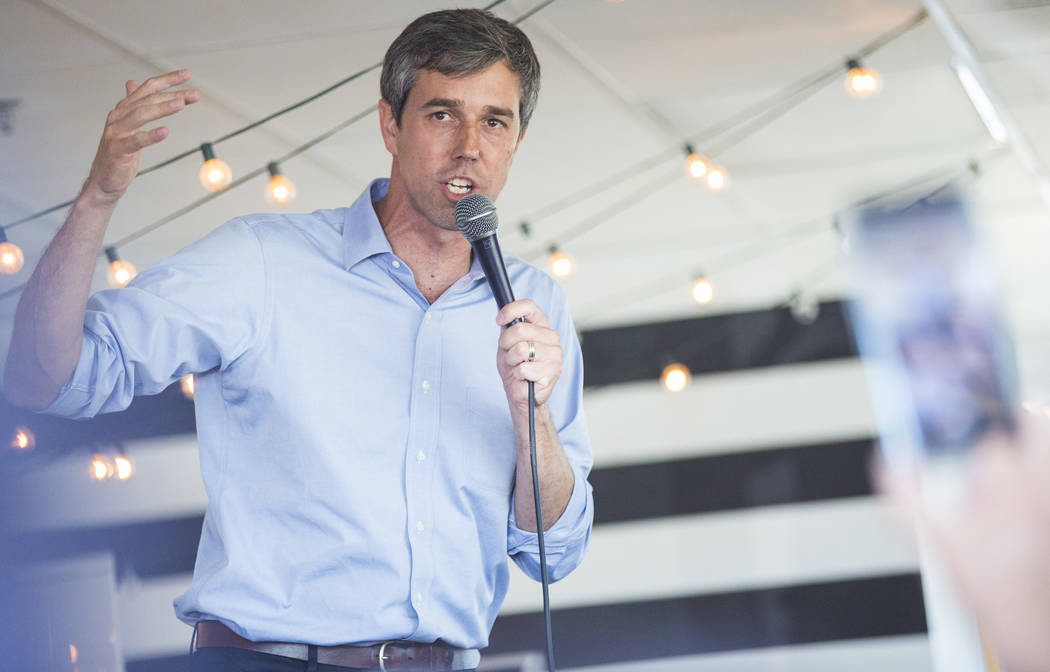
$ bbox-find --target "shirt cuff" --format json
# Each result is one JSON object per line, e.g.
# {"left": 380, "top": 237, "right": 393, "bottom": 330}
{"left": 507, "top": 465, "right": 588, "bottom": 554}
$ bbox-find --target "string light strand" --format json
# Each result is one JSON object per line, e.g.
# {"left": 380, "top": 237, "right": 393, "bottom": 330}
{"left": 572, "top": 152, "right": 998, "bottom": 328}
{"left": 523, "top": 166, "right": 683, "bottom": 261}
{"left": 516, "top": 8, "right": 929, "bottom": 250}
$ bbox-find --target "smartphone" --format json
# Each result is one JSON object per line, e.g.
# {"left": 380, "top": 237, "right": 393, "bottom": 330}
{"left": 844, "top": 191, "right": 1019, "bottom": 500}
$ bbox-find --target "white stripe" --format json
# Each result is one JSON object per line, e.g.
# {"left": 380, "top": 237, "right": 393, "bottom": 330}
{"left": 584, "top": 359, "right": 877, "bottom": 468}
{"left": 556, "top": 634, "right": 931, "bottom": 672}
{"left": 499, "top": 498, "right": 917, "bottom": 614}
{"left": 3, "top": 434, "right": 206, "bottom": 532}
{"left": 116, "top": 573, "right": 195, "bottom": 660}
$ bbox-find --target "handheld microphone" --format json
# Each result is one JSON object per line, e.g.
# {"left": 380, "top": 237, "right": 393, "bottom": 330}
{"left": 454, "top": 193, "right": 516, "bottom": 310}
{"left": 454, "top": 192, "right": 557, "bottom": 670}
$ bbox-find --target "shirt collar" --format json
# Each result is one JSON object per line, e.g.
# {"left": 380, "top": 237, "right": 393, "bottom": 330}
{"left": 342, "top": 177, "right": 490, "bottom": 286}
{"left": 342, "top": 178, "right": 395, "bottom": 271}
{"left": 465, "top": 248, "right": 487, "bottom": 283}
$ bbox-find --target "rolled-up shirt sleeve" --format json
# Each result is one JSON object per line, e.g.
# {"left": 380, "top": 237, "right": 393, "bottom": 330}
{"left": 506, "top": 287, "right": 594, "bottom": 582}
{"left": 44, "top": 217, "right": 267, "bottom": 419}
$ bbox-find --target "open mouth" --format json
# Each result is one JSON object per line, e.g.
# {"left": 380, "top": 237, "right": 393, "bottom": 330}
{"left": 444, "top": 177, "right": 475, "bottom": 196}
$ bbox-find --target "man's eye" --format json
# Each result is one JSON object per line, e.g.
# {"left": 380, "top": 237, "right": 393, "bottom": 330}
{"left": 486, "top": 118, "right": 505, "bottom": 128}
{"left": 433, "top": 111, "right": 451, "bottom": 121}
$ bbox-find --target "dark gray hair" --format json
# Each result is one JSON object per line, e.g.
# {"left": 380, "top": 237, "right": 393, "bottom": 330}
{"left": 380, "top": 9, "right": 541, "bottom": 133}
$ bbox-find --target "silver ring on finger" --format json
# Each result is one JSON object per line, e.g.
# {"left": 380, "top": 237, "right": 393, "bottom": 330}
{"left": 527, "top": 340, "right": 536, "bottom": 362}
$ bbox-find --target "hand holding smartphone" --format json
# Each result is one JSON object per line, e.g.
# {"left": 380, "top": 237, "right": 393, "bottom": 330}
{"left": 845, "top": 192, "right": 1019, "bottom": 506}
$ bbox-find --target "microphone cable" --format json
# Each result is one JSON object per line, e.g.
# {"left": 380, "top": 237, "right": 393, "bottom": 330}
{"left": 527, "top": 379, "right": 557, "bottom": 671}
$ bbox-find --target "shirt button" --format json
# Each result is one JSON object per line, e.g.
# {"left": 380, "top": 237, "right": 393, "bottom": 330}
{"left": 416, "top": 521, "right": 425, "bottom": 533}
{"left": 421, "top": 380, "right": 431, "bottom": 392}
{"left": 416, "top": 450, "right": 425, "bottom": 463}
{"left": 392, "top": 260, "right": 401, "bottom": 269}
{"left": 416, "top": 592, "right": 424, "bottom": 602}
{"left": 424, "top": 312, "right": 432, "bottom": 322}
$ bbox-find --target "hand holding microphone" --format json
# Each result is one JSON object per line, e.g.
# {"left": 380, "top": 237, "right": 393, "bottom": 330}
{"left": 454, "top": 194, "right": 563, "bottom": 412}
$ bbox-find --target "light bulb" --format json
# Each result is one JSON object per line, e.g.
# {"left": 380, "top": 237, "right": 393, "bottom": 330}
{"left": 181, "top": 374, "right": 195, "bottom": 399}
{"left": 200, "top": 158, "right": 232, "bottom": 192}
{"left": 845, "top": 60, "right": 880, "bottom": 98}
{"left": 0, "top": 241, "right": 24, "bottom": 274}
{"left": 705, "top": 165, "right": 729, "bottom": 190}
{"left": 199, "top": 142, "right": 232, "bottom": 192}
{"left": 683, "top": 144, "right": 709, "bottom": 179}
{"left": 266, "top": 163, "right": 296, "bottom": 206}
{"left": 549, "top": 247, "right": 574, "bottom": 278}
{"left": 107, "top": 259, "right": 136, "bottom": 288}
{"left": 114, "top": 454, "right": 133, "bottom": 480}
{"left": 91, "top": 454, "right": 114, "bottom": 481}
{"left": 687, "top": 153, "right": 708, "bottom": 179}
{"left": 661, "top": 362, "right": 691, "bottom": 392}
{"left": 104, "top": 246, "right": 136, "bottom": 288}
{"left": 692, "top": 276, "right": 713, "bottom": 305}
{"left": 11, "top": 426, "right": 35, "bottom": 451}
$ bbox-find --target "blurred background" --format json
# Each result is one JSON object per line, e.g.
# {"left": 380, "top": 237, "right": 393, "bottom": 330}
{"left": 1, "top": 0, "right": 1048, "bottom": 670}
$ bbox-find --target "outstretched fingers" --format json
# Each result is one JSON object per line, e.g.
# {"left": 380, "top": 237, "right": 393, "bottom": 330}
{"left": 122, "top": 69, "right": 192, "bottom": 107}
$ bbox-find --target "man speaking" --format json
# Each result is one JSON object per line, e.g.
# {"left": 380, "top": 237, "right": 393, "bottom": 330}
{"left": 4, "top": 8, "right": 594, "bottom": 672}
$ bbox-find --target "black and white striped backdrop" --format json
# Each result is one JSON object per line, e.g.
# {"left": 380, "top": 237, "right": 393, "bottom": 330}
{"left": 0, "top": 300, "right": 931, "bottom": 671}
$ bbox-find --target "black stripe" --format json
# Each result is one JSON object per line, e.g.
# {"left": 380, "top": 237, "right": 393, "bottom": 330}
{"left": 486, "top": 574, "right": 926, "bottom": 667}
{"left": 2, "top": 514, "right": 203, "bottom": 580}
{"left": 124, "top": 574, "right": 926, "bottom": 672}
{"left": 580, "top": 300, "right": 855, "bottom": 387}
{"left": 1, "top": 437, "right": 877, "bottom": 579}
{"left": 0, "top": 382, "right": 196, "bottom": 458}
{"left": 592, "top": 437, "right": 876, "bottom": 524}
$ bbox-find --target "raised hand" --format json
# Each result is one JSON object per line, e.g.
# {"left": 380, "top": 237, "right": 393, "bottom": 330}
{"left": 85, "top": 69, "right": 200, "bottom": 205}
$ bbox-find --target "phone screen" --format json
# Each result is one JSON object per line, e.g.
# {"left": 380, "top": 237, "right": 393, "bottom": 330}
{"left": 845, "top": 194, "right": 1018, "bottom": 466}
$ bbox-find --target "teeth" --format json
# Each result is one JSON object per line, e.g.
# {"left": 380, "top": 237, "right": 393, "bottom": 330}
{"left": 446, "top": 178, "right": 473, "bottom": 195}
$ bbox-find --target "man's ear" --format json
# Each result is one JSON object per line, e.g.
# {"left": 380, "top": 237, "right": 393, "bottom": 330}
{"left": 378, "top": 99, "right": 399, "bottom": 156}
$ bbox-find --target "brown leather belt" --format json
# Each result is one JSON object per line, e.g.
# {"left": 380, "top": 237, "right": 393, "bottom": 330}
{"left": 194, "top": 620, "right": 480, "bottom": 671}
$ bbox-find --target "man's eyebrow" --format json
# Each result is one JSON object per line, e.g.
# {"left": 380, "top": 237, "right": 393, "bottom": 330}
{"left": 421, "top": 97, "right": 462, "bottom": 109}
{"left": 419, "top": 98, "right": 516, "bottom": 120}
{"left": 483, "top": 105, "right": 515, "bottom": 119}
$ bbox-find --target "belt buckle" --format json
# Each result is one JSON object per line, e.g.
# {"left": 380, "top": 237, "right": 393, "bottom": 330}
{"left": 378, "top": 641, "right": 412, "bottom": 672}
{"left": 378, "top": 641, "right": 391, "bottom": 672}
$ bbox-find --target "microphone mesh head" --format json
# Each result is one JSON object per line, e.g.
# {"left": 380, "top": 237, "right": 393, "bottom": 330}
{"left": 455, "top": 194, "right": 498, "bottom": 242}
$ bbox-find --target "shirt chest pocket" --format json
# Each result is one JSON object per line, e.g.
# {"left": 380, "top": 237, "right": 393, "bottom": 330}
{"left": 457, "top": 386, "right": 517, "bottom": 496}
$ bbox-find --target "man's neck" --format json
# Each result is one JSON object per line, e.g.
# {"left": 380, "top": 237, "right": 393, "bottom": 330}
{"left": 373, "top": 178, "right": 473, "bottom": 305}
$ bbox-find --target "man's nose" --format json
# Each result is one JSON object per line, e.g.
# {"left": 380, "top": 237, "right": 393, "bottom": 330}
{"left": 454, "top": 123, "right": 481, "bottom": 161}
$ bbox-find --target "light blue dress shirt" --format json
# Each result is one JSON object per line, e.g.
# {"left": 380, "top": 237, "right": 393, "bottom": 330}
{"left": 45, "top": 178, "right": 594, "bottom": 649}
